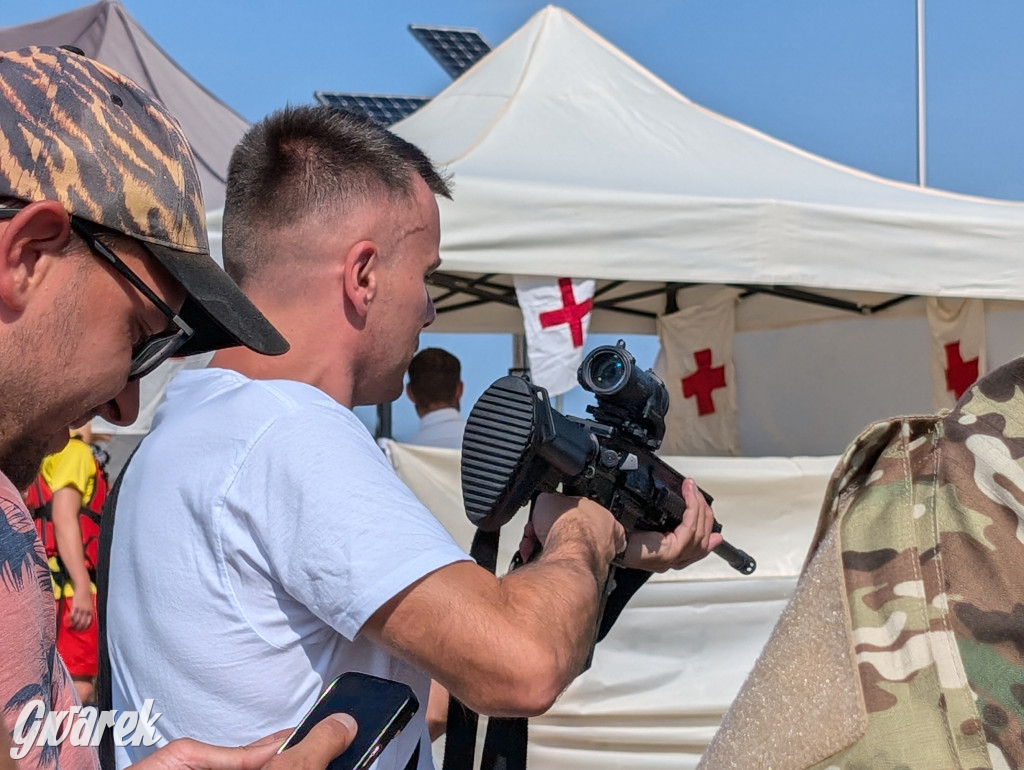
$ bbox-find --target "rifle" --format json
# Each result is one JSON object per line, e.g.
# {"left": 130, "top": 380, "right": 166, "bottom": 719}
{"left": 461, "top": 339, "right": 756, "bottom": 575}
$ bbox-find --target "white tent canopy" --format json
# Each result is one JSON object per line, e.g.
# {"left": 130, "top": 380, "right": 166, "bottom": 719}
{"left": 381, "top": 5, "right": 1024, "bottom": 456}
{"left": 392, "top": 6, "right": 1024, "bottom": 335}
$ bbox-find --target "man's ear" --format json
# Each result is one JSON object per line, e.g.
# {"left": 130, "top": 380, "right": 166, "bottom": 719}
{"left": 405, "top": 382, "right": 416, "bottom": 404}
{"left": 456, "top": 381, "right": 464, "bottom": 401}
{"left": 342, "top": 239, "right": 379, "bottom": 317}
{"left": 0, "top": 201, "right": 72, "bottom": 311}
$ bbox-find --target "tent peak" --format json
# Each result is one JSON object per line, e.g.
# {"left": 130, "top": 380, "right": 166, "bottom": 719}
{"left": 0, "top": 0, "right": 249, "bottom": 209}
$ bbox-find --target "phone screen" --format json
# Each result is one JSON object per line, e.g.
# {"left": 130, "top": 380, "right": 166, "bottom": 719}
{"left": 279, "top": 672, "right": 420, "bottom": 770}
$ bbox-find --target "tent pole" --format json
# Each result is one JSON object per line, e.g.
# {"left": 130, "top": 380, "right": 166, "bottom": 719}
{"left": 512, "top": 333, "right": 528, "bottom": 375}
{"left": 916, "top": 0, "right": 927, "bottom": 187}
{"left": 375, "top": 402, "right": 393, "bottom": 440}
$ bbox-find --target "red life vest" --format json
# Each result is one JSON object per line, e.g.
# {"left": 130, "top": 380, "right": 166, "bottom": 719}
{"left": 24, "top": 446, "right": 109, "bottom": 572}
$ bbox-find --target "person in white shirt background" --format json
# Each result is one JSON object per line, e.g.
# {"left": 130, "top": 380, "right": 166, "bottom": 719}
{"left": 404, "top": 348, "right": 467, "bottom": 449}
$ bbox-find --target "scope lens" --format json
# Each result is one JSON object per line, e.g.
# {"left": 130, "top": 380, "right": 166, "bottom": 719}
{"left": 587, "top": 350, "right": 627, "bottom": 393}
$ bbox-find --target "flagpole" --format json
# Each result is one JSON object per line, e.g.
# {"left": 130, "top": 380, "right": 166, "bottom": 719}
{"left": 917, "top": 0, "right": 926, "bottom": 187}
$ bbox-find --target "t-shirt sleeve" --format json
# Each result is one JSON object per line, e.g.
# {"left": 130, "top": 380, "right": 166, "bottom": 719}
{"left": 223, "top": 403, "right": 470, "bottom": 640}
{"left": 43, "top": 440, "right": 95, "bottom": 499}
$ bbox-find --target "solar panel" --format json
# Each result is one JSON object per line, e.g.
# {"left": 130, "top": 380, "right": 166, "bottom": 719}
{"left": 408, "top": 25, "right": 491, "bottom": 79}
{"left": 314, "top": 92, "right": 430, "bottom": 126}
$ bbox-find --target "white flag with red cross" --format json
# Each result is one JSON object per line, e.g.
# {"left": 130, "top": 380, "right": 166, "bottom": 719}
{"left": 927, "top": 297, "right": 986, "bottom": 410}
{"left": 654, "top": 288, "right": 741, "bottom": 456}
{"left": 514, "top": 275, "right": 595, "bottom": 396}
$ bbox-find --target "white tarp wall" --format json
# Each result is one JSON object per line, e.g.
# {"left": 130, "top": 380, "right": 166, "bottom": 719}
{"left": 383, "top": 441, "right": 834, "bottom": 768}
{"left": 731, "top": 301, "right": 1024, "bottom": 456}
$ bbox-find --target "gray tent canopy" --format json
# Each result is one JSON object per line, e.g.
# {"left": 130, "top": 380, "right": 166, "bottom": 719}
{"left": 0, "top": 0, "right": 248, "bottom": 209}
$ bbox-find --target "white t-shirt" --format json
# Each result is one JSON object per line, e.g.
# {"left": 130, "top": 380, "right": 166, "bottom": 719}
{"left": 108, "top": 369, "right": 470, "bottom": 769}
{"left": 406, "top": 408, "right": 466, "bottom": 449}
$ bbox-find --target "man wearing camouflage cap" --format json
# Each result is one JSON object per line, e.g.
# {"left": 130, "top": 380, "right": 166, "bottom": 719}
{"left": 0, "top": 47, "right": 354, "bottom": 769}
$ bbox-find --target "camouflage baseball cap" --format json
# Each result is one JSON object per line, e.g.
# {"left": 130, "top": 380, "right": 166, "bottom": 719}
{"left": 0, "top": 46, "right": 287, "bottom": 358}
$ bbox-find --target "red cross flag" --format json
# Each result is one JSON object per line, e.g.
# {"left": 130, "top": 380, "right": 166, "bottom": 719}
{"left": 654, "top": 289, "right": 741, "bottom": 456}
{"left": 927, "top": 297, "right": 986, "bottom": 410}
{"left": 514, "top": 276, "right": 595, "bottom": 396}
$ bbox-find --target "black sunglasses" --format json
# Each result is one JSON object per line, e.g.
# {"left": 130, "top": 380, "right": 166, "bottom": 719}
{"left": 0, "top": 207, "right": 194, "bottom": 381}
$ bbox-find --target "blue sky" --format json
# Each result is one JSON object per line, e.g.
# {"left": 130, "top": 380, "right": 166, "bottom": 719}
{"left": 8, "top": 0, "right": 1023, "bottom": 198}
{"left": 5, "top": 0, "right": 1024, "bottom": 437}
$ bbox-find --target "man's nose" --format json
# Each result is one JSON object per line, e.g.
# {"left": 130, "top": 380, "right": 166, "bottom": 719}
{"left": 93, "top": 379, "right": 141, "bottom": 427}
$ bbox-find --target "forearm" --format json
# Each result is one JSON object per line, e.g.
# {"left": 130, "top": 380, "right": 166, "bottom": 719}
{"left": 371, "top": 510, "right": 617, "bottom": 717}
{"left": 51, "top": 489, "right": 91, "bottom": 589}
{"left": 487, "top": 552, "right": 606, "bottom": 708}
{"left": 426, "top": 681, "right": 448, "bottom": 741}
{"left": 497, "top": 514, "right": 615, "bottom": 686}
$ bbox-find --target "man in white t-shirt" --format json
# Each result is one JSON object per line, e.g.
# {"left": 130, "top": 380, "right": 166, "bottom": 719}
{"left": 108, "top": 106, "right": 722, "bottom": 770}
{"left": 404, "top": 348, "right": 466, "bottom": 450}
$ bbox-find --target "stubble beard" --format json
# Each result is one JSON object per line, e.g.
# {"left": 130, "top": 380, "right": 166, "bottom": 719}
{"left": 0, "top": 345, "right": 64, "bottom": 490}
{"left": 0, "top": 434, "right": 53, "bottom": 491}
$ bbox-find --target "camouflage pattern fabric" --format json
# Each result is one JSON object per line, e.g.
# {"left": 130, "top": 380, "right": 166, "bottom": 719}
{"left": 0, "top": 46, "right": 207, "bottom": 256}
{"left": 701, "top": 357, "right": 1024, "bottom": 770}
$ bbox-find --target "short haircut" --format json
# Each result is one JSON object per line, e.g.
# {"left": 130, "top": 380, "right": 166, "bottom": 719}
{"left": 222, "top": 105, "right": 451, "bottom": 286}
{"left": 408, "top": 348, "right": 461, "bottom": 405}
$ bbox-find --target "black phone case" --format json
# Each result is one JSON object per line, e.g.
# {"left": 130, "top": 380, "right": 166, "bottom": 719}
{"left": 280, "top": 672, "right": 420, "bottom": 770}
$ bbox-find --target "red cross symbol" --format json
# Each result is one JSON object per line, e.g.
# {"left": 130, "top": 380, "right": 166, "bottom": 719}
{"left": 682, "top": 349, "right": 727, "bottom": 416}
{"left": 539, "top": 278, "right": 593, "bottom": 348}
{"left": 944, "top": 341, "right": 979, "bottom": 399}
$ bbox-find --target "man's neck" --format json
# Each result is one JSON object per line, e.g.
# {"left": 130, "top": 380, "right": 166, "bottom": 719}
{"left": 208, "top": 289, "right": 358, "bottom": 407}
{"left": 416, "top": 402, "right": 457, "bottom": 418}
{"left": 209, "top": 344, "right": 355, "bottom": 408}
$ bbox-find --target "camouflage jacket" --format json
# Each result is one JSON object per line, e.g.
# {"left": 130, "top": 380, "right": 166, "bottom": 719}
{"left": 699, "top": 358, "right": 1024, "bottom": 770}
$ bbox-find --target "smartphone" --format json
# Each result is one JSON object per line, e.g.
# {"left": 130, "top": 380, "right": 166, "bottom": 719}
{"left": 278, "top": 672, "right": 420, "bottom": 770}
